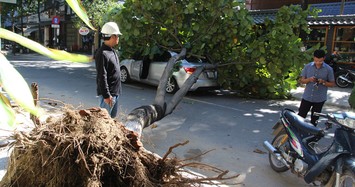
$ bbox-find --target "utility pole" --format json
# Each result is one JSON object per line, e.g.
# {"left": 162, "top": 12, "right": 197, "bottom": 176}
{"left": 301, "top": 0, "right": 308, "bottom": 10}
{"left": 299, "top": 0, "right": 308, "bottom": 43}
{"left": 340, "top": 0, "right": 345, "bottom": 15}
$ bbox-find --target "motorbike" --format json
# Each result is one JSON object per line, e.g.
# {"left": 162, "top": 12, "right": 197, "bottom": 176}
{"left": 335, "top": 67, "right": 355, "bottom": 88}
{"left": 263, "top": 108, "right": 355, "bottom": 186}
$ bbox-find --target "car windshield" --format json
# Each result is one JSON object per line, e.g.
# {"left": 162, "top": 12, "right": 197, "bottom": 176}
{"left": 185, "top": 56, "right": 205, "bottom": 63}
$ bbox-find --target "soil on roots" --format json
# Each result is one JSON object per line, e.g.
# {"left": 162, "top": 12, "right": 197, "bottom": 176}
{"left": 0, "top": 107, "right": 188, "bottom": 187}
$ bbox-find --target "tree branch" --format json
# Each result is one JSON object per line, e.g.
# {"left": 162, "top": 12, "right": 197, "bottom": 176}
{"left": 165, "top": 64, "right": 216, "bottom": 115}
{"left": 154, "top": 48, "right": 186, "bottom": 108}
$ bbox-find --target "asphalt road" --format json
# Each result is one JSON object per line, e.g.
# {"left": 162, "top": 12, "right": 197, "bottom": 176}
{"left": 2, "top": 53, "right": 348, "bottom": 187}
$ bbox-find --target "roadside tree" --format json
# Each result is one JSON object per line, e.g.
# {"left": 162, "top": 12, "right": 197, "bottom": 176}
{"left": 111, "top": 1, "right": 317, "bottom": 99}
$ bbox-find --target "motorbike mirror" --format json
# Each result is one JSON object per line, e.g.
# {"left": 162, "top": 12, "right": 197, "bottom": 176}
{"left": 328, "top": 113, "right": 334, "bottom": 119}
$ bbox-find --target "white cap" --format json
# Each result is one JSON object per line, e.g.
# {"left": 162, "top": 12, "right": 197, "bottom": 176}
{"left": 101, "top": 22, "right": 122, "bottom": 36}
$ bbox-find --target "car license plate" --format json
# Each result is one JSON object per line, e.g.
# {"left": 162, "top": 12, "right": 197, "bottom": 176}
{"left": 206, "top": 71, "right": 215, "bottom": 78}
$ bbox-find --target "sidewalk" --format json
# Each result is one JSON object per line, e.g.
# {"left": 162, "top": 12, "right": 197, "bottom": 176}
{"left": 290, "top": 86, "right": 352, "bottom": 109}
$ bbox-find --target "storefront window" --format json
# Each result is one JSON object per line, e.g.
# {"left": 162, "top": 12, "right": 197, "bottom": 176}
{"left": 304, "top": 26, "right": 328, "bottom": 49}
{"left": 333, "top": 26, "right": 355, "bottom": 63}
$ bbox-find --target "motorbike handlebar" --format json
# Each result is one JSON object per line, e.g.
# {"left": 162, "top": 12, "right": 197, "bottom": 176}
{"left": 313, "top": 112, "right": 328, "bottom": 118}
{"left": 313, "top": 112, "right": 341, "bottom": 128}
{"left": 313, "top": 112, "right": 334, "bottom": 130}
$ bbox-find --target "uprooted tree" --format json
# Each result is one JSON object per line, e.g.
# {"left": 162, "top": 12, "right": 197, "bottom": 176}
{"left": 0, "top": 48, "right": 239, "bottom": 186}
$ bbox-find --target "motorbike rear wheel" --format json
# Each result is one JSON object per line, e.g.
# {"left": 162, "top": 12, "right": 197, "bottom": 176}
{"left": 268, "top": 131, "right": 289, "bottom": 172}
{"left": 335, "top": 71, "right": 352, "bottom": 88}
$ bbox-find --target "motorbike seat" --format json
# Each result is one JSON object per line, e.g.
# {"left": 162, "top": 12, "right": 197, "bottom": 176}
{"left": 283, "top": 110, "right": 324, "bottom": 136}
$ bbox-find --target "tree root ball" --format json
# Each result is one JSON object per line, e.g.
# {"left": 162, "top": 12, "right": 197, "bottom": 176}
{"left": 0, "top": 108, "right": 182, "bottom": 187}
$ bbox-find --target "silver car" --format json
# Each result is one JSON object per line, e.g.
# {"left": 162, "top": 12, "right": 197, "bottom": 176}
{"left": 120, "top": 51, "right": 219, "bottom": 93}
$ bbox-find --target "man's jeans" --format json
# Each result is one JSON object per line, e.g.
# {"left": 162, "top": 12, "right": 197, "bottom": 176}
{"left": 98, "top": 95, "right": 119, "bottom": 118}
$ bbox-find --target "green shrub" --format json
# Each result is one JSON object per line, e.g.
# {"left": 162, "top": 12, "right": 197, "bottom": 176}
{"left": 348, "top": 86, "right": 355, "bottom": 109}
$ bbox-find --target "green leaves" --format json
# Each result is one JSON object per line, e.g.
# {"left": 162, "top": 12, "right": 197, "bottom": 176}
{"left": 0, "top": 93, "right": 15, "bottom": 127}
{"left": 259, "top": 57, "right": 267, "bottom": 64}
{"left": 113, "top": 0, "right": 314, "bottom": 99}
{"left": 0, "top": 54, "right": 43, "bottom": 126}
{"left": 66, "top": 0, "right": 96, "bottom": 30}
{"left": 133, "top": 29, "right": 140, "bottom": 36}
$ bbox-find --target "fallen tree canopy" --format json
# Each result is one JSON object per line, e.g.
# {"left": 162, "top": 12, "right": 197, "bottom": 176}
{"left": 0, "top": 48, "right": 239, "bottom": 186}
{"left": 0, "top": 107, "right": 239, "bottom": 187}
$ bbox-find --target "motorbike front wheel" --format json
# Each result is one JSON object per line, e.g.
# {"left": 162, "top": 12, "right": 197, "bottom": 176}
{"left": 325, "top": 169, "right": 355, "bottom": 187}
{"left": 339, "top": 169, "right": 355, "bottom": 187}
{"left": 268, "top": 131, "right": 290, "bottom": 172}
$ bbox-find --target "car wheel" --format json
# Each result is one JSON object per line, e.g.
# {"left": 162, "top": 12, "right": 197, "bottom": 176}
{"left": 166, "top": 77, "right": 179, "bottom": 94}
{"left": 120, "top": 67, "right": 130, "bottom": 83}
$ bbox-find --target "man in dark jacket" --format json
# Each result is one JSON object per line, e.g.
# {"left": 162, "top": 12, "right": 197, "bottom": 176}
{"left": 95, "top": 22, "right": 122, "bottom": 118}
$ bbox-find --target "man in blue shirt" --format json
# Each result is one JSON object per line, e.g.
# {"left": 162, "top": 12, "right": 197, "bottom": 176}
{"left": 298, "top": 49, "right": 335, "bottom": 126}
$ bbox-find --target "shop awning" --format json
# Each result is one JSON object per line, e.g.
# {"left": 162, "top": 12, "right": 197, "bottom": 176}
{"left": 249, "top": 1, "right": 355, "bottom": 25}
{"left": 24, "top": 27, "right": 38, "bottom": 36}
{"left": 17, "top": 27, "right": 39, "bottom": 37}
{"left": 308, "top": 15, "right": 355, "bottom": 25}
{"left": 309, "top": 1, "right": 355, "bottom": 16}
{"left": 249, "top": 9, "right": 277, "bottom": 24}
{"left": 308, "top": 1, "right": 355, "bottom": 25}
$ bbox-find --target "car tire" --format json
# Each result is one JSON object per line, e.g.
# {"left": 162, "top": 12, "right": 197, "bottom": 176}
{"left": 166, "top": 77, "right": 179, "bottom": 94}
{"left": 120, "top": 67, "right": 130, "bottom": 83}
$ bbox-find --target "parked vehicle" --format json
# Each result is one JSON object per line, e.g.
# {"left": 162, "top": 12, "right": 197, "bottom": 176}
{"left": 335, "top": 67, "right": 355, "bottom": 88}
{"left": 264, "top": 108, "right": 355, "bottom": 186}
{"left": 120, "top": 51, "right": 219, "bottom": 93}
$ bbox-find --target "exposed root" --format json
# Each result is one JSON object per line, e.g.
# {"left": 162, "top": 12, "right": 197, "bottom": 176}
{"left": 0, "top": 107, "right": 241, "bottom": 186}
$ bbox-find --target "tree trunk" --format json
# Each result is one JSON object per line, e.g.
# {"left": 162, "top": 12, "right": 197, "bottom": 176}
{"left": 20, "top": 0, "right": 24, "bottom": 37}
{"left": 154, "top": 48, "right": 186, "bottom": 109}
{"left": 30, "top": 82, "right": 40, "bottom": 126}
{"left": 37, "top": 0, "right": 43, "bottom": 44}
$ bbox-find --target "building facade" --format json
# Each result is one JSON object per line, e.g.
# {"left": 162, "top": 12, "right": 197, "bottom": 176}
{"left": 248, "top": 0, "right": 355, "bottom": 66}
{"left": 12, "top": 0, "right": 93, "bottom": 54}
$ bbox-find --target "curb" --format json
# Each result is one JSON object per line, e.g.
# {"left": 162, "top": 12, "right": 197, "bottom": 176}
{"left": 291, "top": 87, "right": 351, "bottom": 110}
